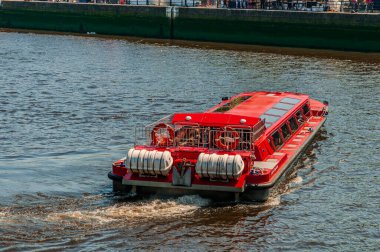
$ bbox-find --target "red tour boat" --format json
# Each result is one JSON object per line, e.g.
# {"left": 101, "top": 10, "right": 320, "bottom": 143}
{"left": 108, "top": 91, "right": 328, "bottom": 201}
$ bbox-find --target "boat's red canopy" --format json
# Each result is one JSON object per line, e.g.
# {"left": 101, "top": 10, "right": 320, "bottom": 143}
{"left": 208, "top": 91, "right": 309, "bottom": 117}
{"left": 171, "top": 91, "right": 309, "bottom": 128}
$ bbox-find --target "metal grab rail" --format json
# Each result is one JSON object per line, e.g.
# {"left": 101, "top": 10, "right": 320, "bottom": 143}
{"left": 134, "top": 119, "right": 266, "bottom": 151}
{"left": 42, "top": 0, "right": 380, "bottom": 13}
{"left": 216, "top": 0, "right": 379, "bottom": 12}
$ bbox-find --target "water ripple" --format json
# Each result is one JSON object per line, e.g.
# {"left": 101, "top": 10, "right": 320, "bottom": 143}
{"left": 0, "top": 31, "right": 379, "bottom": 250}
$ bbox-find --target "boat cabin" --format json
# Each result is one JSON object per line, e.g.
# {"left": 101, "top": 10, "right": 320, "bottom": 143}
{"left": 136, "top": 91, "right": 316, "bottom": 162}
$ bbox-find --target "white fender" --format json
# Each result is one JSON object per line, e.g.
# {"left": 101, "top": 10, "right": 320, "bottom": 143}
{"left": 125, "top": 148, "right": 173, "bottom": 176}
{"left": 195, "top": 153, "right": 244, "bottom": 180}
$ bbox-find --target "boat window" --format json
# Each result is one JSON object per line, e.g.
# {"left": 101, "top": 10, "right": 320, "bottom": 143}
{"left": 273, "top": 102, "right": 294, "bottom": 110}
{"left": 260, "top": 114, "right": 280, "bottom": 125}
{"left": 302, "top": 104, "right": 310, "bottom": 117}
{"left": 289, "top": 116, "right": 299, "bottom": 132}
{"left": 296, "top": 110, "right": 304, "bottom": 125}
{"left": 281, "top": 123, "right": 291, "bottom": 141}
{"left": 271, "top": 131, "right": 283, "bottom": 149}
{"left": 281, "top": 97, "right": 301, "bottom": 105}
{"left": 260, "top": 97, "right": 302, "bottom": 128}
{"left": 268, "top": 137, "right": 275, "bottom": 150}
{"left": 265, "top": 108, "right": 287, "bottom": 117}
{"left": 260, "top": 97, "right": 304, "bottom": 129}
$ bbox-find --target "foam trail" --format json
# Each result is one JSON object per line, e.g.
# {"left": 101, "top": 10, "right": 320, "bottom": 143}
{"left": 262, "top": 195, "right": 281, "bottom": 207}
{"left": 47, "top": 195, "right": 210, "bottom": 225}
{"left": 0, "top": 207, "right": 12, "bottom": 223}
{"left": 289, "top": 175, "right": 303, "bottom": 186}
{"left": 281, "top": 175, "right": 304, "bottom": 197}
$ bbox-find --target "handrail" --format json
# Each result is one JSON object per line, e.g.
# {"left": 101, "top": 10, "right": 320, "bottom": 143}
{"left": 134, "top": 118, "right": 266, "bottom": 150}
{"left": 29, "top": 0, "right": 380, "bottom": 13}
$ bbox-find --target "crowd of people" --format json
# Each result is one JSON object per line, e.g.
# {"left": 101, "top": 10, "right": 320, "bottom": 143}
{"left": 351, "top": 0, "right": 375, "bottom": 12}
{"left": 45, "top": 0, "right": 378, "bottom": 12}
{"left": 218, "top": 0, "right": 328, "bottom": 10}
{"left": 216, "top": 0, "right": 377, "bottom": 11}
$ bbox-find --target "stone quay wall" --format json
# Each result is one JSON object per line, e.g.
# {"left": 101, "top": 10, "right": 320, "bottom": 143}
{"left": 1, "top": 1, "right": 380, "bottom": 51}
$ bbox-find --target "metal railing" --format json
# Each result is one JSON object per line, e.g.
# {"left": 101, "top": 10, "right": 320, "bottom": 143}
{"left": 41, "top": 0, "right": 380, "bottom": 13}
{"left": 215, "top": 0, "right": 379, "bottom": 12}
{"left": 134, "top": 115, "right": 266, "bottom": 151}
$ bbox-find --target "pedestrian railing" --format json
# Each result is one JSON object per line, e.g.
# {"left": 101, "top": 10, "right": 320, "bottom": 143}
{"left": 31, "top": 0, "right": 380, "bottom": 13}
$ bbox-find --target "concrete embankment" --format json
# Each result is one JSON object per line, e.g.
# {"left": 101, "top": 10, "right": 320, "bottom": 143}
{"left": 1, "top": 1, "right": 380, "bottom": 52}
{"left": 0, "top": 2, "right": 172, "bottom": 38}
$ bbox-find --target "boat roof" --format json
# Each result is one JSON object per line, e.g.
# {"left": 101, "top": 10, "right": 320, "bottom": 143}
{"left": 171, "top": 91, "right": 309, "bottom": 128}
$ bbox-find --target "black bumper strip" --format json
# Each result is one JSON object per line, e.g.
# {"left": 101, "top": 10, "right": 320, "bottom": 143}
{"left": 108, "top": 172, "right": 123, "bottom": 182}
